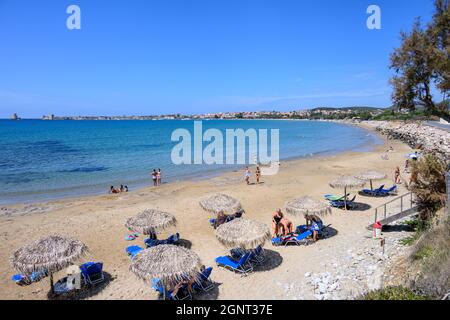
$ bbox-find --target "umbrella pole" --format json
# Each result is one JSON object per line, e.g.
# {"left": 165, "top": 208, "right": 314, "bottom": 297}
{"left": 370, "top": 180, "right": 373, "bottom": 191}
{"left": 344, "top": 187, "right": 347, "bottom": 211}
{"left": 163, "top": 279, "right": 166, "bottom": 300}
{"left": 50, "top": 272, "right": 54, "bottom": 294}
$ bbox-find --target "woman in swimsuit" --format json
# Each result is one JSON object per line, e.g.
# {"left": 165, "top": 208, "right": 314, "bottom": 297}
{"left": 280, "top": 217, "right": 294, "bottom": 236}
{"left": 255, "top": 166, "right": 261, "bottom": 184}
{"left": 157, "top": 169, "right": 162, "bottom": 186}
{"left": 151, "top": 169, "right": 157, "bottom": 186}
{"left": 271, "top": 209, "right": 284, "bottom": 237}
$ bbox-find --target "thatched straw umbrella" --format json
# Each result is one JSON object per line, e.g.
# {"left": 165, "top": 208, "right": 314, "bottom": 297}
{"left": 130, "top": 244, "right": 202, "bottom": 299}
{"left": 199, "top": 193, "right": 242, "bottom": 215}
{"left": 285, "top": 196, "right": 331, "bottom": 217}
{"left": 215, "top": 218, "right": 271, "bottom": 250}
{"left": 11, "top": 235, "right": 88, "bottom": 294}
{"left": 329, "top": 175, "right": 366, "bottom": 210}
{"left": 125, "top": 209, "right": 177, "bottom": 235}
{"left": 354, "top": 170, "right": 387, "bottom": 190}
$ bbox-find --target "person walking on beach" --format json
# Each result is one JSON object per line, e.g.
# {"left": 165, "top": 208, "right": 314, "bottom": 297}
{"left": 394, "top": 166, "right": 402, "bottom": 184}
{"left": 244, "top": 167, "right": 251, "bottom": 185}
{"left": 157, "top": 169, "right": 162, "bottom": 186}
{"left": 255, "top": 166, "right": 261, "bottom": 184}
{"left": 151, "top": 169, "right": 157, "bottom": 187}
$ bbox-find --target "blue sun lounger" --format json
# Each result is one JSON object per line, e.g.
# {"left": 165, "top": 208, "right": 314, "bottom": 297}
{"left": 324, "top": 193, "right": 350, "bottom": 201}
{"left": 379, "top": 185, "right": 397, "bottom": 195}
{"left": 360, "top": 185, "right": 385, "bottom": 196}
{"left": 215, "top": 252, "right": 253, "bottom": 274}
{"left": 80, "top": 262, "right": 104, "bottom": 286}
{"left": 272, "top": 230, "right": 313, "bottom": 246}
{"left": 126, "top": 245, "right": 144, "bottom": 258}
{"left": 152, "top": 278, "right": 191, "bottom": 300}
{"left": 330, "top": 195, "right": 357, "bottom": 209}
{"left": 193, "top": 267, "right": 214, "bottom": 292}
{"left": 11, "top": 270, "right": 47, "bottom": 286}
{"left": 230, "top": 246, "right": 265, "bottom": 264}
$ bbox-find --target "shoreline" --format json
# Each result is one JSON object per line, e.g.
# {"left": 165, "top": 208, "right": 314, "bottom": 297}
{"left": 0, "top": 132, "right": 383, "bottom": 216}
{"left": 1, "top": 121, "right": 382, "bottom": 207}
{"left": 0, "top": 128, "right": 416, "bottom": 300}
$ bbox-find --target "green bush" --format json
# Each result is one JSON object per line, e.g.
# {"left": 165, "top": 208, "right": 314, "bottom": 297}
{"left": 362, "top": 286, "right": 428, "bottom": 300}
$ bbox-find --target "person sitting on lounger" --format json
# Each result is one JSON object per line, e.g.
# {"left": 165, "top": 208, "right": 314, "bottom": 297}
{"left": 280, "top": 216, "right": 294, "bottom": 236}
{"left": 234, "top": 209, "right": 245, "bottom": 219}
{"left": 272, "top": 209, "right": 284, "bottom": 237}
{"left": 305, "top": 214, "right": 322, "bottom": 242}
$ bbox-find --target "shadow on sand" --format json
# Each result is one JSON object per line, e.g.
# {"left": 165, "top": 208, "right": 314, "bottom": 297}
{"left": 253, "top": 249, "right": 283, "bottom": 272}
{"left": 48, "top": 271, "right": 114, "bottom": 300}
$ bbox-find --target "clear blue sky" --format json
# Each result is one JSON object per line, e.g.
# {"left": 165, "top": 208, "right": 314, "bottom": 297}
{"left": 0, "top": 0, "right": 435, "bottom": 117}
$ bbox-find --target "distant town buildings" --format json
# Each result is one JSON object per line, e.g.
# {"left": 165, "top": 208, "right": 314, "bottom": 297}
{"left": 42, "top": 114, "right": 55, "bottom": 120}
{"left": 34, "top": 107, "right": 385, "bottom": 121}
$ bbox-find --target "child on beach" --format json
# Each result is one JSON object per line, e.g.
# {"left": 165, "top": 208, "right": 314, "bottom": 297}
{"left": 244, "top": 167, "right": 251, "bottom": 185}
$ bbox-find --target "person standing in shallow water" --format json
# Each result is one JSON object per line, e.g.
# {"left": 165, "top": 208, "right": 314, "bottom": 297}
{"left": 157, "top": 169, "right": 162, "bottom": 186}
{"left": 151, "top": 169, "right": 157, "bottom": 187}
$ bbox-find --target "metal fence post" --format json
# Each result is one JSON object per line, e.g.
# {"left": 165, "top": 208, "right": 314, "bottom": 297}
{"left": 446, "top": 172, "right": 450, "bottom": 215}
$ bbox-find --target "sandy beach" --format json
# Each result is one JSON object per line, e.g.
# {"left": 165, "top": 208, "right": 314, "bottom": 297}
{"left": 0, "top": 127, "right": 415, "bottom": 300}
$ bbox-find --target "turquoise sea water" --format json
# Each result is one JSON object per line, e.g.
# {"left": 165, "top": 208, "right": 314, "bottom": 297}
{"left": 0, "top": 120, "right": 382, "bottom": 204}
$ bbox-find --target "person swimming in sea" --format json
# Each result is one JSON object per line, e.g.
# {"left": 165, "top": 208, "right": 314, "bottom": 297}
{"left": 109, "top": 186, "right": 120, "bottom": 194}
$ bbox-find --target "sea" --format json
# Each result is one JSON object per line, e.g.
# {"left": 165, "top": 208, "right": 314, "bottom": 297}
{"left": 0, "top": 119, "right": 382, "bottom": 204}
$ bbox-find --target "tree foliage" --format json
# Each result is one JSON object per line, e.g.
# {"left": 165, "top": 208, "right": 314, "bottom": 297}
{"left": 409, "top": 155, "right": 447, "bottom": 227}
{"left": 390, "top": 1, "right": 450, "bottom": 113}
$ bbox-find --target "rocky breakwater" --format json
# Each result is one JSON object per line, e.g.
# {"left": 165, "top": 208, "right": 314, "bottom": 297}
{"left": 365, "top": 121, "right": 450, "bottom": 163}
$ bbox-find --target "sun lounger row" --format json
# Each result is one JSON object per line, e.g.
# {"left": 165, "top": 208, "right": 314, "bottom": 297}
{"left": 272, "top": 222, "right": 331, "bottom": 246}
{"left": 144, "top": 233, "right": 180, "bottom": 248}
{"left": 151, "top": 267, "right": 214, "bottom": 300}
{"left": 215, "top": 246, "right": 265, "bottom": 275}
{"left": 11, "top": 270, "right": 47, "bottom": 286}
{"left": 359, "top": 185, "right": 397, "bottom": 197}
{"left": 126, "top": 233, "right": 181, "bottom": 259}
{"left": 12, "top": 261, "right": 104, "bottom": 290}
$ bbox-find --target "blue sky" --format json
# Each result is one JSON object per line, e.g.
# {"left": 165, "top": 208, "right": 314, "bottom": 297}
{"left": 0, "top": 0, "right": 435, "bottom": 117}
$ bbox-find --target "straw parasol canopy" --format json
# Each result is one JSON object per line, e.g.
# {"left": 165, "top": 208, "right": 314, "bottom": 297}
{"left": 354, "top": 170, "right": 387, "bottom": 190}
{"left": 125, "top": 209, "right": 177, "bottom": 235}
{"left": 130, "top": 245, "right": 202, "bottom": 288}
{"left": 329, "top": 175, "right": 366, "bottom": 210}
{"left": 285, "top": 196, "right": 332, "bottom": 217}
{"left": 199, "top": 193, "right": 242, "bottom": 215}
{"left": 329, "top": 175, "right": 366, "bottom": 190}
{"left": 11, "top": 235, "right": 88, "bottom": 293}
{"left": 215, "top": 218, "right": 271, "bottom": 250}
